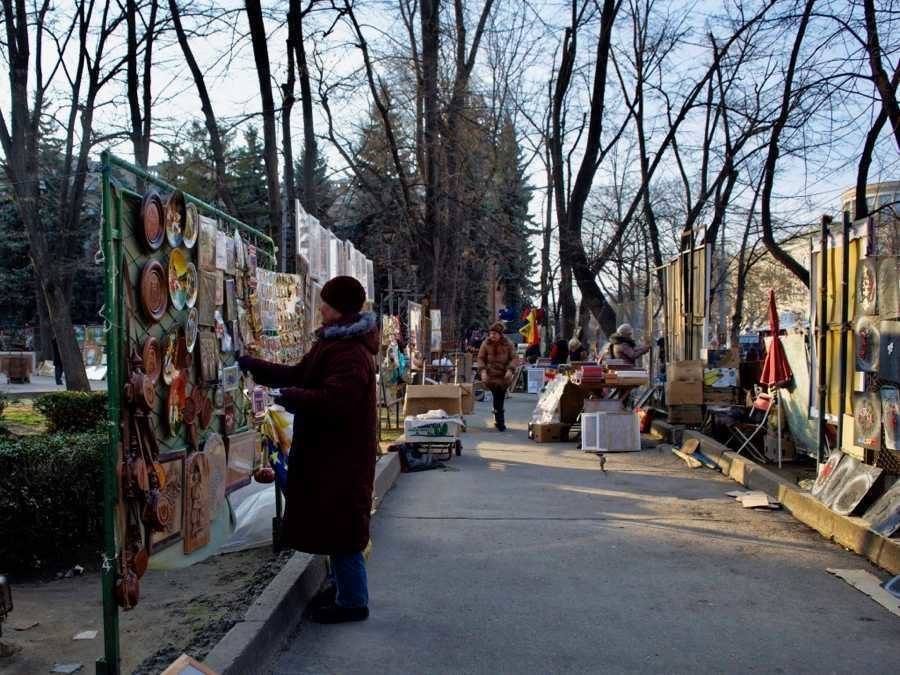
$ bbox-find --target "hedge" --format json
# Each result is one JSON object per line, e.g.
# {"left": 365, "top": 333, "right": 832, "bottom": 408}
{"left": 0, "top": 432, "right": 106, "bottom": 574}
{"left": 34, "top": 391, "right": 108, "bottom": 433}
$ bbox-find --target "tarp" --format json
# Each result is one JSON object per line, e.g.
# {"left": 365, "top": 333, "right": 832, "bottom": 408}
{"left": 778, "top": 334, "right": 819, "bottom": 455}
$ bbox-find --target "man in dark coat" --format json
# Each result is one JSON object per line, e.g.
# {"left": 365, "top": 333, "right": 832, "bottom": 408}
{"left": 238, "top": 276, "right": 378, "bottom": 624}
{"left": 476, "top": 321, "right": 516, "bottom": 431}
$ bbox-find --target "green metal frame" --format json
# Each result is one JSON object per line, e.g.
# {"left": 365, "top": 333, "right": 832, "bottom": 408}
{"left": 97, "top": 152, "right": 276, "bottom": 675}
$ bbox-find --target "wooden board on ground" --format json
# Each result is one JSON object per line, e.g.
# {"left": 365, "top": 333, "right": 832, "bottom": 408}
{"left": 826, "top": 568, "right": 900, "bottom": 618}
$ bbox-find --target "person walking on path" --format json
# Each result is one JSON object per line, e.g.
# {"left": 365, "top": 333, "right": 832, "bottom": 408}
{"left": 238, "top": 276, "right": 378, "bottom": 624}
{"left": 477, "top": 321, "right": 516, "bottom": 431}
{"left": 607, "top": 323, "right": 650, "bottom": 366}
{"left": 51, "top": 338, "right": 64, "bottom": 386}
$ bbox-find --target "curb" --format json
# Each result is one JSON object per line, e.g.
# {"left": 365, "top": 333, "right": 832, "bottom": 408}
{"left": 683, "top": 430, "right": 900, "bottom": 575}
{"left": 204, "top": 451, "right": 402, "bottom": 674}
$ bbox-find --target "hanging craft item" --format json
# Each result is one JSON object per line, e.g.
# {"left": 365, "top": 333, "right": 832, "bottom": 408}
{"left": 183, "top": 451, "right": 211, "bottom": 554}
{"left": 199, "top": 331, "right": 220, "bottom": 383}
{"left": 222, "top": 364, "right": 240, "bottom": 392}
{"left": 215, "top": 230, "right": 228, "bottom": 271}
{"left": 234, "top": 230, "right": 245, "bottom": 270}
{"left": 204, "top": 433, "right": 228, "bottom": 518}
{"left": 225, "top": 430, "right": 256, "bottom": 494}
{"left": 167, "top": 372, "right": 187, "bottom": 436}
{"left": 247, "top": 244, "right": 258, "bottom": 287}
{"left": 222, "top": 392, "right": 236, "bottom": 434}
{"left": 168, "top": 248, "right": 190, "bottom": 311}
{"left": 183, "top": 202, "right": 199, "bottom": 249}
{"left": 215, "top": 270, "right": 225, "bottom": 307}
{"left": 810, "top": 450, "right": 844, "bottom": 501}
{"left": 185, "top": 307, "right": 199, "bottom": 353}
{"left": 882, "top": 387, "right": 899, "bottom": 451}
{"left": 855, "top": 257, "right": 877, "bottom": 317}
{"left": 139, "top": 191, "right": 165, "bottom": 251}
{"left": 226, "top": 236, "right": 237, "bottom": 275}
{"left": 198, "top": 215, "right": 217, "bottom": 271}
{"left": 878, "top": 257, "right": 899, "bottom": 319}
{"left": 232, "top": 319, "right": 242, "bottom": 355}
{"left": 198, "top": 270, "right": 218, "bottom": 327}
{"left": 174, "top": 330, "right": 191, "bottom": 370}
{"left": 252, "top": 386, "right": 267, "bottom": 418}
{"left": 141, "top": 336, "right": 161, "bottom": 384}
{"left": 853, "top": 392, "right": 882, "bottom": 450}
{"left": 191, "top": 386, "right": 214, "bottom": 430}
{"left": 162, "top": 332, "right": 179, "bottom": 385}
{"left": 879, "top": 319, "right": 900, "bottom": 384}
{"left": 139, "top": 259, "right": 168, "bottom": 322}
{"left": 185, "top": 262, "right": 199, "bottom": 308}
{"left": 225, "top": 278, "right": 238, "bottom": 321}
{"left": 150, "top": 452, "right": 184, "bottom": 554}
{"left": 855, "top": 316, "right": 880, "bottom": 372}
{"left": 165, "top": 190, "right": 186, "bottom": 248}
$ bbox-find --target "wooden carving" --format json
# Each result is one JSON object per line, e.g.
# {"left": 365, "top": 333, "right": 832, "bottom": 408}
{"left": 183, "top": 452, "right": 211, "bottom": 554}
{"left": 199, "top": 331, "right": 219, "bottom": 383}
{"left": 150, "top": 453, "right": 184, "bottom": 554}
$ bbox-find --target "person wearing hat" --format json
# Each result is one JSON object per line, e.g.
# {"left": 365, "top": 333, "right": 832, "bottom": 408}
{"left": 476, "top": 321, "right": 517, "bottom": 431}
{"left": 238, "top": 276, "right": 378, "bottom": 624}
{"left": 568, "top": 337, "right": 586, "bottom": 362}
{"left": 607, "top": 323, "right": 650, "bottom": 366}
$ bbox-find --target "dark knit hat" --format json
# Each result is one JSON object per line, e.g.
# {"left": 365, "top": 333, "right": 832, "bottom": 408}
{"left": 489, "top": 321, "right": 505, "bottom": 334}
{"left": 321, "top": 276, "right": 366, "bottom": 315}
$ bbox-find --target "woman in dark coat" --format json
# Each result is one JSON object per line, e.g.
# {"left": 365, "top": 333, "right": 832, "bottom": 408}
{"left": 238, "top": 276, "right": 378, "bottom": 624}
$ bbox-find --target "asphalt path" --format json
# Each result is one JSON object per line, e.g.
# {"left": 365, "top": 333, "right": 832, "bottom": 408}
{"left": 271, "top": 394, "right": 899, "bottom": 674}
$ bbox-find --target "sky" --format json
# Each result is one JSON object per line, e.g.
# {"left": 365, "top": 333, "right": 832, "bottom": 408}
{"left": 1, "top": 0, "right": 897, "bottom": 271}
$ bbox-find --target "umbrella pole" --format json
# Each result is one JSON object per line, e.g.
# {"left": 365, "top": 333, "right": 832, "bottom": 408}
{"left": 777, "top": 388, "right": 782, "bottom": 468}
{"left": 817, "top": 215, "right": 832, "bottom": 467}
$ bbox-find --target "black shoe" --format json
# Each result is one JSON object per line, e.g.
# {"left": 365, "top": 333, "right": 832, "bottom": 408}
{"left": 494, "top": 412, "right": 506, "bottom": 431}
{"left": 309, "top": 583, "right": 336, "bottom": 610}
{"left": 308, "top": 602, "right": 369, "bottom": 624}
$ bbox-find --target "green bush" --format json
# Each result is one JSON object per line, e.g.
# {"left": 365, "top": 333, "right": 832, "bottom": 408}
{"left": 34, "top": 391, "right": 108, "bottom": 432}
{"left": 0, "top": 432, "right": 106, "bottom": 574}
{"left": 0, "top": 391, "right": 8, "bottom": 425}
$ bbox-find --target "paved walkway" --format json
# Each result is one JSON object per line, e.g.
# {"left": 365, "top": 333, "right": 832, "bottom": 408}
{"left": 272, "top": 395, "right": 899, "bottom": 674}
{"left": 0, "top": 374, "right": 107, "bottom": 398}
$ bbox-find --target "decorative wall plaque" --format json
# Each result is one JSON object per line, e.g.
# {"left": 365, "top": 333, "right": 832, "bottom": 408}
{"left": 854, "top": 392, "right": 882, "bottom": 450}
{"left": 183, "top": 452, "right": 211, "bottom": 554}
{"left": 225, "top": 430, "right": 256, "bottom": 494}
{"left": 150, "top": 452, "right": 184, "bottom": 554}
{"left": 204, "top": 433, "right": 228, "bottom": 518}
{"left": 879, "top": 319, "right": 900, "bottom": 384}
{"left": 198, "top": 270, "right": 218, "bottom": 327}
{"left": 879, "top": 257, "right": 899, "bottom": 319}
{"left": 882, "top": 387, "right": 899, "bottom": 451}
{"left": 199, "top": 331, "right": 220, "bottom": 383}
{"left": 198, "top": 215, "right": 217, "bottom": 271}
{"left": 856, "top": 258, "right": 877, "bottom": 317}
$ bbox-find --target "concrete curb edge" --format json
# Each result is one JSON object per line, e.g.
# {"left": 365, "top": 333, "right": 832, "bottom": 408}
{"left": 683, "top": 430, "right": 900, "bottom": 575}
{"left": 204, "top": 451, "right": 402, "bottom": 674}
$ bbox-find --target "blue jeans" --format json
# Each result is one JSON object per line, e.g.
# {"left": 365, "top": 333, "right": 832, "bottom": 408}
{"left": 329, "top": 552, "right": 368, "bottom": 608}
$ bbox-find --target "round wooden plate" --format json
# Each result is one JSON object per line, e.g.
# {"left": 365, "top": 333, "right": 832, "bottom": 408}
{"left": 142, "top": 336, "right": 161, "bottom": 384}
{"left": 140, "top": 259, "right": 168, "bottom": 322}
{"left": 140, "top": 191, "right": 165, "bottom": 251}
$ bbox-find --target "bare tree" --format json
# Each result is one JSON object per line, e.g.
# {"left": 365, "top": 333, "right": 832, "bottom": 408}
{"left": 126, "top": 0, "right": 159, "bottom": 170}
{"left": 0, "top": 0, "right": 128, "bottom": 390}
{"left": 863, "top": 0, "right": 900, "bottom": 151}
{"left": 168, "top": 0, "right": 238, "bottom": 213}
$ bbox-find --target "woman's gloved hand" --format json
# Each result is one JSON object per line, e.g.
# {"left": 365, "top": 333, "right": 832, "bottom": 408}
{"left": 274, "top": 387, "right": 301, "bottom": 412}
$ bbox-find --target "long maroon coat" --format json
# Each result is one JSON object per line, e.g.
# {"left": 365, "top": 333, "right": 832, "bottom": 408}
{"left": 242, "top": 312, "right": 378, "bottom": 554}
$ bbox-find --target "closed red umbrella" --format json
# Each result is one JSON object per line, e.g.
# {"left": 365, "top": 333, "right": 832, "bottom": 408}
{"left": 759, "top": 289, "right": 793, "bottom": 468}
{"left": 760, "top": 289, "right": 793, "bottom": 387}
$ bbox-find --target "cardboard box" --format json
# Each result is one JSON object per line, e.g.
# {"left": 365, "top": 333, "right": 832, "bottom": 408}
{"left": 668, "top": 405, "right": 703, "bottom": 425}
{"left": 703, "top": 387, "right": 737, "bottom": 404}
{"left": 764, "top": 429, "right": 796, "bottom": 462}
{"left": 583, "top": 399, "right": 624, "bottom": 413}
{"left": 459, "top": 383, "right": 475, "bottom": 414}
{"left": 666, "top": 380, "right": 703, "bottom": 405}
{"left": 531, "top": 423, "right": 569, "bottom": 443}
{"left": 669, "top": 360, "right": 704, "bottom": 383}
{"left": 403, "top": 384, "right": 463, "bottom": 417}
{"left": 404, "top": 416, "right": 463, "bottom": 441}
{"left": 559, "top": 382, "right": 588, "bottom": 424}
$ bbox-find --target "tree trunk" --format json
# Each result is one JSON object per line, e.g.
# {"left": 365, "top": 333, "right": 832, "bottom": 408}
{"left": 855, "top": 110, "right": 889, "bottom": 219}
{"left": 294, "top": 5, "right": 317, "bottom": 217}
{"left": 245, "top": 0, "right": 284, "bottom": 247}
{"left": 420, "top": 0, "right": 441, "bottom": 300}
{"left": 169, "top": 0, "right": 237, "bottom": 214}
{"left": 863, "top": 0, "right": 900, "bottom": 151}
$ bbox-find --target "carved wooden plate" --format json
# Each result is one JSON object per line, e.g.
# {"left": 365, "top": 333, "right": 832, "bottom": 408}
{"left": 140, "top": 191, "right": 165, "bottom": 251}
{"left": 141, "top": 336, "right": 161, "bottom": 384}
{"left": 140, "top": 259, "right": 168, "bottom": 322}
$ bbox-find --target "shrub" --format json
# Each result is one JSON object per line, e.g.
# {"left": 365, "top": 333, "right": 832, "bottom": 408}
{"left": 34, "top": 391, "right": 108, "bottom": 433}
{"left": 0, "top": 431, "right": 106, "bottom": 574}
{"left": 0, "top": 392, "right": 8, "bottom": 429}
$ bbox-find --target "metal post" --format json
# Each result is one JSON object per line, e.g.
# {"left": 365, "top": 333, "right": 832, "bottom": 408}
{"left": 97, "top": 151, "right": 121, "bottom": 675}
{"left": 817, "top": 215, "right": 832, "bottom": 466}
{"left": 836, "top": 210, "right": 851, "bottom": 451}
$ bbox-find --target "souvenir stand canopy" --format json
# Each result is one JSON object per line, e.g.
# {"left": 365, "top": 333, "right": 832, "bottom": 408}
{"left": 98, "top": 153, "right": 286, "bottom": 674}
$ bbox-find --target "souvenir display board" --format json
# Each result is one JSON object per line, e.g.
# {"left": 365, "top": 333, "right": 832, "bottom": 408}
{"left": 252, "top": 268, "right": 309, "bottom": 364}
{"left": 99, "top": 153, "right": 279, "bottom": 643}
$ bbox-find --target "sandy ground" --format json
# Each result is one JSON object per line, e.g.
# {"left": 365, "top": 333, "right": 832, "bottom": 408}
{"left": 2, "top": 547, "right": 290, "bottom": 674}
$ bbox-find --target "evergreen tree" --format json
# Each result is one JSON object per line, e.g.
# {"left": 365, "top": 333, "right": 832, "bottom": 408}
{"left": 295, "top": 149, "right": 337, "bottom": 229}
